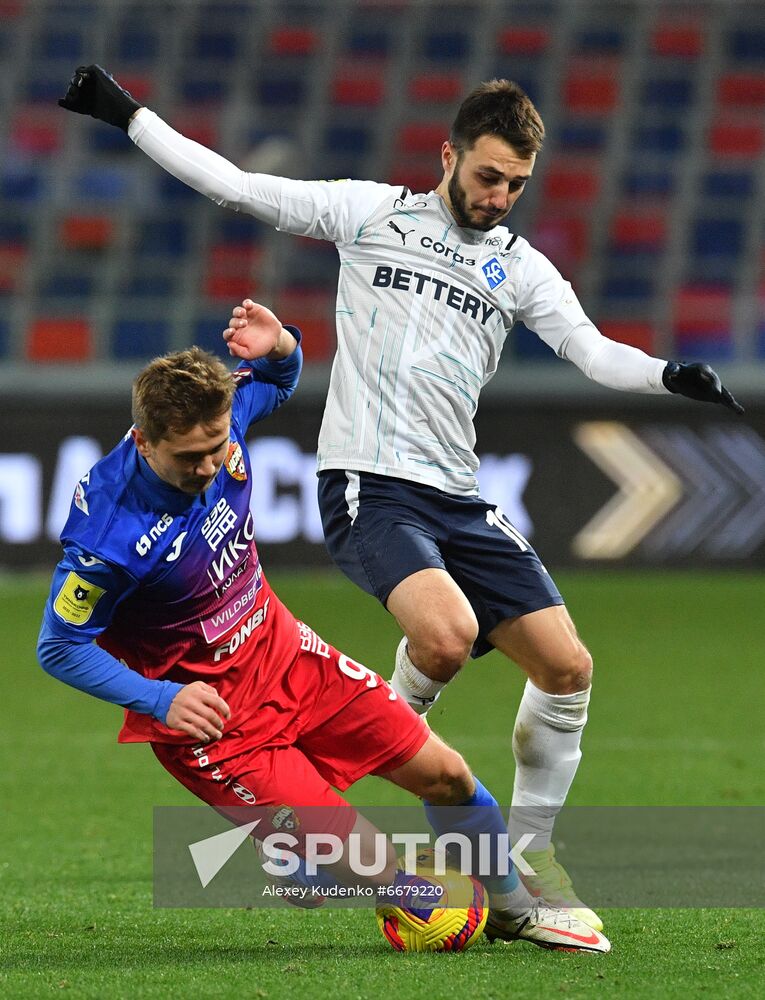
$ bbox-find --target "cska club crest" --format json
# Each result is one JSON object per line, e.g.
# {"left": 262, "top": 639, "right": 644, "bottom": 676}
{"left": 225, "top": 441, "right": 247, "bottom": 481}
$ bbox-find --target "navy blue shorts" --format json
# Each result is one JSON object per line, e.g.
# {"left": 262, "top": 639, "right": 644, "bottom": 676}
{"left": 317, "top": 471, "right": 563, "bottom": 658}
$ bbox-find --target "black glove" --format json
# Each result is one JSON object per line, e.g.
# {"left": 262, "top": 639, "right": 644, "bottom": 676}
{"left": 662, "top": 361, "right": 744, "bottom": 415}
{"left": 58, "top": 64, "right": 141, "bottom": 131}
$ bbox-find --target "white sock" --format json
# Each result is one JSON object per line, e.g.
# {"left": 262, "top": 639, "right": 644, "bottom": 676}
{"left": 389, "top": 637, "right": 445, "bottom": 715}
{"left": 489, "top": 879, "right": 535, "bottom": 917}
{"left": 508, "top": 679, "right": 591, "bottom": 853}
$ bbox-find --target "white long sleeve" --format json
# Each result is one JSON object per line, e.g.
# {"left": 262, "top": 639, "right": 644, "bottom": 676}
{"left": 558, "top": 321, "right": 669, "bottom": 394}
{"left": 128, "top": 108, "right": 284, "bottom": 225}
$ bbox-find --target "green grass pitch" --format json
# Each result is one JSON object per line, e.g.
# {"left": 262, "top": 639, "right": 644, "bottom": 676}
{"left": 2, "top": 570, "right": 762, "bottom": 999}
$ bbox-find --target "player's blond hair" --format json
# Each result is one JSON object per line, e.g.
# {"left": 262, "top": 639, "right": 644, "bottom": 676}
{"left": 450, "top": 79, "right": 545, "bottom": 158}
{"left": 132, "top": 347, "right": 236, "bottom": 443}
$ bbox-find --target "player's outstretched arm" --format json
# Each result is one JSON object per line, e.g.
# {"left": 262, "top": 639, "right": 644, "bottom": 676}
{"left": 165, "top": 681, "right": 231, "bottom": 743}
{"left": 662, "top": 361, "right": 744, "bottom": 414}
{"left": 223, "top": 299, "right": 298, "bottom": 361}
{"left": 58, "top": 64, "right": 142, "bottom": 131}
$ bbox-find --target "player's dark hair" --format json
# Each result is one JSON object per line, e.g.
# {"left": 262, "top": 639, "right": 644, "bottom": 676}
{"left": 450, "top": 79, "right": 544, "bottom": 157}
{"left": 132, "top": 347, "right": 236, "bottom": 443}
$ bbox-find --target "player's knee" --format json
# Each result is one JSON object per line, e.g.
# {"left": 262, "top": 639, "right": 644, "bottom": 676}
{"left": 411, "top": 619, "right": 477, "bottom": 680}
{"left": 548, "top": 643, "right": 593, "bottom": 693}
{"left": 423, "top": 748, "right": 474, "bottom": 806}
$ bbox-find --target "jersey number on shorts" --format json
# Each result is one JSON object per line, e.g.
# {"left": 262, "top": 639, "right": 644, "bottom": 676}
{"left": 486, "top": 507, "right": 529, "bottom": 551}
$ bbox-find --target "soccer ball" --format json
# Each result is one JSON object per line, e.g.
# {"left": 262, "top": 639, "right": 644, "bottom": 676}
{"left": 376, "top": 852, "right": 488, "bottom": 952}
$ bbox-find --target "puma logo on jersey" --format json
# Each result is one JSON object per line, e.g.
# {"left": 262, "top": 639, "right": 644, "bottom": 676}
{"left": 387, "top": 220, "right": 414, "bottom": 245}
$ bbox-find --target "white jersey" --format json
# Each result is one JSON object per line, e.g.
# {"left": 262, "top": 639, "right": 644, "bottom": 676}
{"left": 130, "top": 111, "right": 669, "bottom": 496}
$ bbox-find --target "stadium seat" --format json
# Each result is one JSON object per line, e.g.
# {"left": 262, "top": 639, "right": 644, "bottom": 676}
{"left": 641, "top": 77, "right": 695, "bottom": 110}
{"left": 331, "top": 73, "right": 386, "bottom": 106}
{"left": 532, "top": 216, "right": 590, "bottom": 266}
{"left": 112, "top": 319, "right": 171, "bottom": 359}
{"left": 542, "top": 162, "right": 600, "bottom": 203}
{"left": 190, "top": 29, "right": 239, "bottom": 60}
{"left": 74, "top": 167, "right": 133, "bottom": 202}
{"left": 267, "top": 27, "right": 319, "bottom": 56}
{"left": 397, "top": 123, "right": 448, "bottom": 155}
{"left": 60, "top": 216, "right": 116, "bottom": 250}
{"left": 701, "top": 170, "right": 755, "bottom": 199}
{"left": 497, "top": 26, "right": 550, "bottom": 55}
{"left": 650, "top": 23, "right": 704, "bottom": 58}
{"left": 575, "top": 27, "right": 626, "bottom": 54}
{"left": 38, "top": 28, "right": 85, "bottom": 61}
{"left": 622, "top": 169, "right": 674, "bottom": 198}
{"left": 610, "top": 212, "right": 667, "bottom": 251}
{"left": 708, "top": 123, "right": 765, "bottom": 157}
{"left": 1, "top": 169, "right": 45, "bottom": 202}
{"left": 117, "top": 29, "right": 160, "bottom": 61}
{"left": 673, "top": 285, "right": 732, "bottom": 344}
{"left": 0, "top": 318, "right": 8, "bottom": 356}
{"left": 633, "top": 124, "right": 686, "bottom": 154}
{"left": 563, "top": 71, "right": 620, "bottom": 114}
{"left": 121, "top": 272, "right": 175, "bottom": 299}
{"left": 422, "top": 31, "right": 471, "bottom": 62}
{"left": 26, "top": 318, "right": 93, "bottom": 362}
{"left": 717, "top": 73, "right": 765, "bottom": 108}
{"left": 409, "top": 74, "right": 463, "bottom": 104}
{"left": 204, "top": 245, "right": 263, "bottom": 300}
{"left": 0, "top": 245, "right": 26, "bottom": 295}
{"left": 599, "top": 320, "right": 655, "bottom": 352}
{"left": 258, "top": 77, "right": 306, "bottom": 107}
{"left": 137, "top": 217, "right": 189, "bottom": 258}
{"left": 275, "top": 290, "right": 335, "bottom": 361}
{"left": 557, "top": 121, "right": 608, "bottom": 152}
{"left": 513, "top": 321, "right": 556, "bottom": 360}
{"left": 347, "top": 29, "right": 392, "bottom": 57}
{"left": 325, "top": 125, "right": 372, "bottom": 155}
{"left": 388, "top": 162, "right": 440, "bottom": 195}
{"left": 728, "top": 28, "right": 765, "bottom": 61}
{"left": 10, "top": 111, "right": 62, "bottom": 155}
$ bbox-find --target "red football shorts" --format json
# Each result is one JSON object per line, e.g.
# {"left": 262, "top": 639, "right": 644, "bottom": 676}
{"left": 152, "top": 628, "right": 430, "bottom": 848}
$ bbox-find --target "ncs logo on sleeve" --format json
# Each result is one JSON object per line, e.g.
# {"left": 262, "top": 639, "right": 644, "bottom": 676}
{"left": 53, "top": 572, "right": 105, "bottom": 625}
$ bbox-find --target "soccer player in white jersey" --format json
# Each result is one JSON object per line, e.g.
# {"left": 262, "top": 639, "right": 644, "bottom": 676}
{"left": 59, "top": 67, "right": 742, "bottom": 932}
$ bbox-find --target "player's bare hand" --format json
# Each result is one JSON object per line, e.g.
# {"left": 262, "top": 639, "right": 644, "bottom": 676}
{"left": 165, "top": 681, "right": 231, "bottom": 742}
{"left": 223, "top": 299, "right": 295, "bottom": 361}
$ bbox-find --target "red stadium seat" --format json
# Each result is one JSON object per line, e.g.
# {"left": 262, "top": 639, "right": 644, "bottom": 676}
{"left": 717, "top": 74, "right": 765, "bottom": 108}
{"left": 0, "top": 244, "right": 27, "bottom": 293}
{"left": 26, "top": 318, "right": 93, "bottom": 362}
{"left": 331, "top": 73, "right": 386, "bottom": 106}
{"left": 599, "top": 320, "right": 656, "bottom": 352}
{"left": 268, "top": 27, "right": 319, "bottom": 56}
{"left": 408, "top": 74, "right": 463, "bottom": 103}
{"left": 11, "top": 110, "right": 62, "bottom": 155}
{"left": 397, "top": 123, "right": 448, "bottom": 155}
{"left": 542, "top": 162, "right": 601, "bottom": 203}
{"left": 114, "top": 74, "right": 153, "bottom": 105}
{"left": 497, "top": 26, "right": 550, "bottom": 55}
{"left": 708, "top": 122, "right": 765, "bottom": 157}
{"left": 673, "top": 286, "right": 732, "bottom": 335}
{"left": 275, "top": 290, "right": 335, "bottom": 361}
{"left": 610, "top": 212, "right": 667, "bottom": 249}
{"left": 562, "top": 69, "right": 620, "bottom": 113}
{"left": 60, "top": 216, "right": 116, "bottom": 250}
{"left": 532, "top": 216, "right": 590, "bottom": 265}
{"left": 388, "top": 160, "right": 440, "bottom": 194}
{"left": 204, "top": 245, "right": 263, "bottom": 300}
{"left": 650, "top": 23, "right": 704, "bottom": 57}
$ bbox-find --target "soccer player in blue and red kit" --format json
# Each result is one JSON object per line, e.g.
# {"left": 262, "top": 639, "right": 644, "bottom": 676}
{"left": 37, "top": 300, "right": 608, "bottom": 953}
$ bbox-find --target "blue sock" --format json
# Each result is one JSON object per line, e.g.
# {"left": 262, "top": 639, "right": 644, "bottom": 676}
{"left": 424, "top": 776, "right": 519, "bottom": 895}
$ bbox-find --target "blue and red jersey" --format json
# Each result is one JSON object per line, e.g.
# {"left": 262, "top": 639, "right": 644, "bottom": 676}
{"left": 38, "top": 340, "right": 304, "bottom": 743}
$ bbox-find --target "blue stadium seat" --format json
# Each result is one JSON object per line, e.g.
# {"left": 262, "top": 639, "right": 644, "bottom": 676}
{"left": 1, "top": 169, "right": 45, "bottom": 202}
{"left": 513, "top": 321, "right": 556, "bottom": 360}
{"left": 137, "top": 218, "right": 189, "bottom": 257}
{"left": 324, "top": 125, "right": 371, "bottom": 154}
{"left": 558, "top": 122, "right": 608, "bottom": 151}
{"left": 423, "top": 31, "right": 471, "bottom": 61}
{"left": 701, "top": 171, "right": 755, "bottom": 199}
{"left": 74, "top": 167, "right": 133, "bottom": 201}
{"left": 113, "top": 319, "right": 170, "bottom": 358}
{"left": 215, "top": 215, "right": 267, "bottom": 244}
{"left": 641, "top": 77, "right": 695, "bottom": 109}
{"left": 40, "top": 29, "right": 85, "bottom": 60}
{"left": 118, "top": 30, "right": 159, "bottom": 60}
{"left": 0, "top": 217, "right": 30, "bottom": 242}
{"left": 0, "top": 319, "right": 8, "bottom": 357}
{"left": 602, "top": 275, "right": 655, "bottom": 300}
{"left": 41, "top": 271, "right": 95, "bottom": 299}
{"left": 622, "top": 169, "right": 674, "bottom": 197}
{"left": 675, "top": 333, "right": 734, "bottom": 362}
{"left": 24, "top": 77, "right": 65, "bottom": 103}
{"left": 258, "top": 77, "right": 306, "bottom": 106}
{"left": 348, "top": 30, "right": 391, "bottom": 56}
{"left": 692, "top": 218, "right": 744, "bottom": 257}
{"left": 193, "top": 316, "right": 230, "bottom": 357}
{"left": 574, "top": 27, "right": 626, "bottom": 54}
{"left": 89, "top": 124, "right": 134, "bottom": 153}
{"left": 121, "top": 273, "right": 176, "bottom": 298}
{"left": 158, "top": 173, "right": 198, "bottom": 203}
{"left": 191, "top": 30, "right": 239, "bottom": 60}
{"left": 633, "top": 124, "right": 686, "bottom": 154}
{"left": 181, "top": 77, "right": 230, "bottom": 104}
{"left": 728, "top": 28, "right": 765, "bottom": 61}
